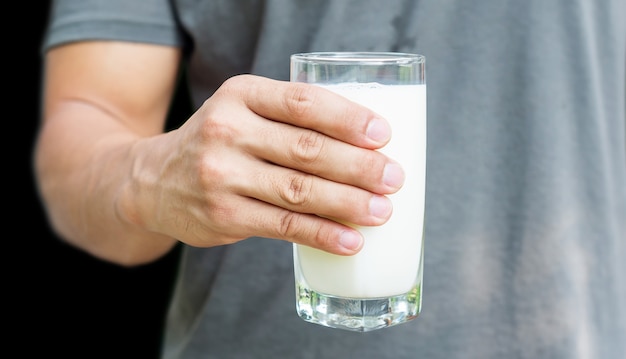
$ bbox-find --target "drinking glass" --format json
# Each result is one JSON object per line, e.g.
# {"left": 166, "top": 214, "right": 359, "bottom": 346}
{"left": 290, "top": 52, "right": 426, "bottom": 332}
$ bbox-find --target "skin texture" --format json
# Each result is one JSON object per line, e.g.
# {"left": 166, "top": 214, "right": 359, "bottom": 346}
{"left": 34, "top": 41, "right": 405, "bottom": 266}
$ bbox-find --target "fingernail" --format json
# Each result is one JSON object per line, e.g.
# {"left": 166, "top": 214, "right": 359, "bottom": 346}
{"left": 383, "top": 162, "right": 405, "bottom": 189}
{"left": 366, "top": 117, "right": 391, "bottom": 143}
{"left": 369, "top": 195, "right": 393, "bottom": 219}
{"left": 339, "top": 231, "right": 363, "bottom": 251}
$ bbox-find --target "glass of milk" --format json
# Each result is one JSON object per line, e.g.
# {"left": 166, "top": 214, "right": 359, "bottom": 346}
{"left": 290, "top": 52, "right": 426, "bottom": 332}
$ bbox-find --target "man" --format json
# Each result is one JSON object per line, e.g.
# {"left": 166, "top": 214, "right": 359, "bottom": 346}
{"left": 36, "top": 1, "right": 625, "bottom": 358}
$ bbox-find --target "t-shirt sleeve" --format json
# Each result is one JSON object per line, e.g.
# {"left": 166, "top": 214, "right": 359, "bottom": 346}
{"left": 41, "top": 0, "right": 186, "bottom": 53}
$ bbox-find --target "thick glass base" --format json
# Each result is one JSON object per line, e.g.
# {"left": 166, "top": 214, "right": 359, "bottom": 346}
{"left": 295, "top": 282, "right": 421, "bottom": 332}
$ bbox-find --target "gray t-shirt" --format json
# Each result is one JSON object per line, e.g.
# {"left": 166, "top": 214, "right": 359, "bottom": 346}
{"left": 43, "top": 1, "right": 626, "bottom": 358}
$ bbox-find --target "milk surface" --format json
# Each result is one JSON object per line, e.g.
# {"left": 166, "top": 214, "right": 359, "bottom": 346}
{"left": 296, "top": 83, "right": 427, "bottom": 298}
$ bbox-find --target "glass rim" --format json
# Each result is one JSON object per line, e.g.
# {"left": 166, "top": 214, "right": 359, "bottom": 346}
{"left": 290, "top": 52, "right": 425, "bottom": 65}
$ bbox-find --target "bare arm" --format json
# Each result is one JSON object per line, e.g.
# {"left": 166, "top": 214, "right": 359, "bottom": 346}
{"left": 35, "top": 41, "right": 182, "bottom": 266}
{"left": 34, "top": 41, "right": 405, "bottom": 267}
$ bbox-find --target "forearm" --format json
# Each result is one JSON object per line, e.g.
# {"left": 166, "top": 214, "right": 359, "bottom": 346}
{"left": 34, "top": 101, "right": 177, "bottom": 267}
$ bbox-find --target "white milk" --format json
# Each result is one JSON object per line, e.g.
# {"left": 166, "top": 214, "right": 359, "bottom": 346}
{"left": 295, "top": 83, "right": 426, "bottom": 298}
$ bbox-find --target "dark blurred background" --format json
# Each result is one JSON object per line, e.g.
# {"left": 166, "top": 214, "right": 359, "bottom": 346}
{"left": 14, "top": 2, "right": 186, "bottom": 357}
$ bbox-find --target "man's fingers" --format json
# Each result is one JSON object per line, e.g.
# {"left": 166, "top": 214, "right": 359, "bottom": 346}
{"left": 243, "top": 116, "right": 405, "bottom": 195}
{"left": 224, "top": 74, "right": 392, "bottom": 149}
{"left": 236, "top": 159, "right": 393, "bottom": 226}
{"left": 223, "top": 196, "right": 366, "bottom": 256}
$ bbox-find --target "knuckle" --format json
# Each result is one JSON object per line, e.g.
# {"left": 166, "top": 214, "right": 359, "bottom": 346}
{"left": 277, "top": 210, "right": 302, "bottom": 238}
{"left": 209, "top": 75, "right": 252, "bottom": 109}
{"left": 276, "top": 210, "right": 334, "bottom": 251}
{"left": 219, "top": 74, "right": 249, "bottom": 94}
{"left": 205, "top": 198, "right": 234, "bottom": 224}
{"left": 284, "top": 83, "right": 317, "bottom": 119}
{"left": 311, "top": 227, "right": 334, "bottom": 250}
{"left": 291, "top": 130, "right": 325, "bottom": 164}
{"left": 198, "top": 106, "right": 239, "bottom": 144}
{"left": 198, "top": 154, "right": 226, "bottom": 185}
{"left": 277, "top": 173, "right": 314, "bottom": 207}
